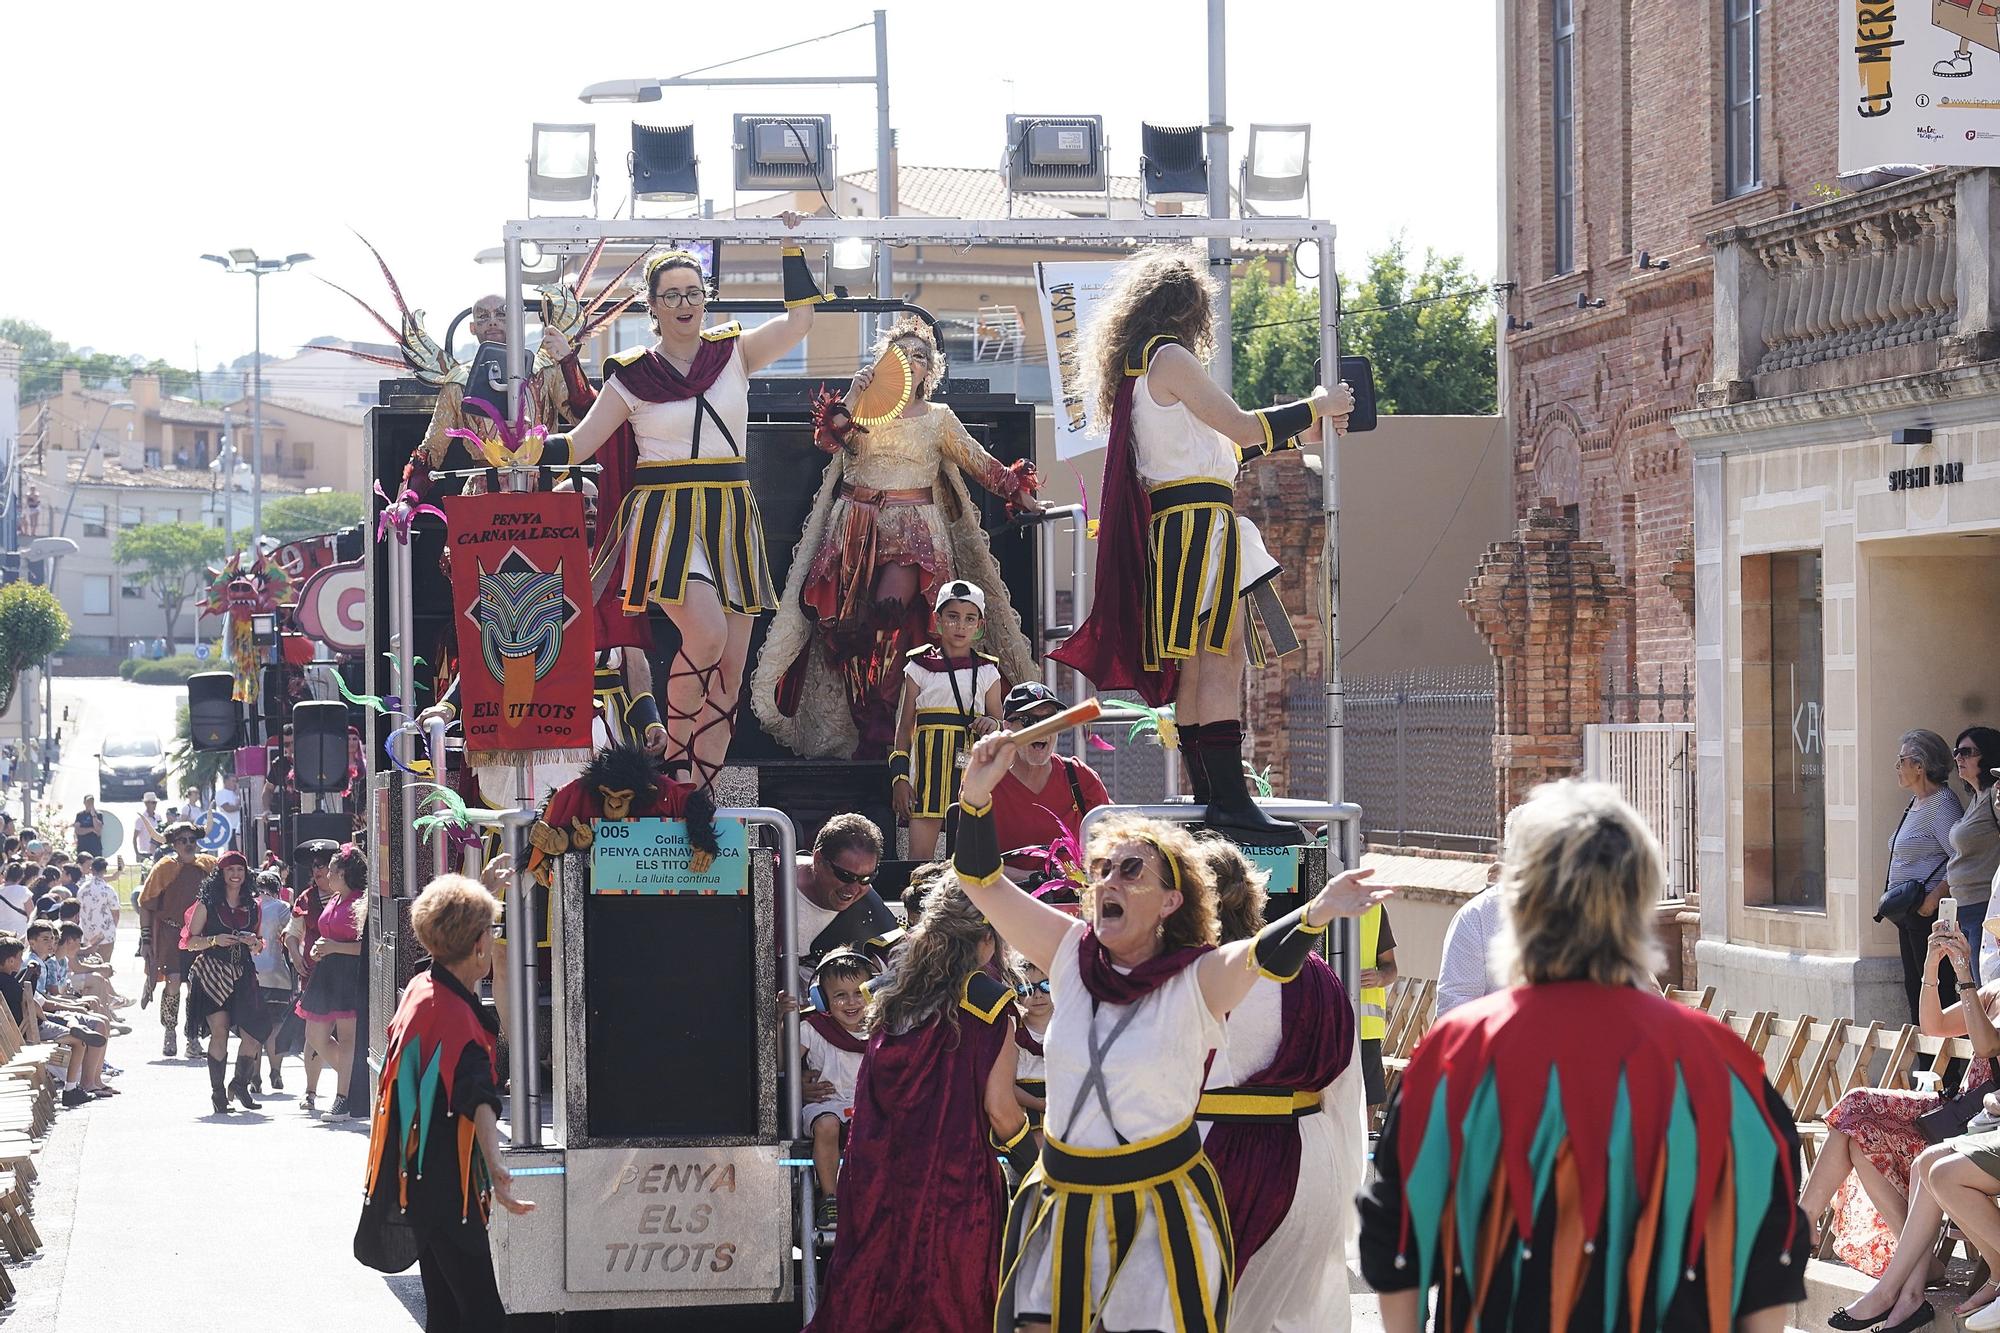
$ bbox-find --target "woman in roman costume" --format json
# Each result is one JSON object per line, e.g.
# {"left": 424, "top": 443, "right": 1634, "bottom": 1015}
{"left": 546, "top": 231, "right": 820, "bottom": 787}
{"left": 1197, "top": 840, "right": 1365, "bottom": 1332}
{"left": 952, "top": 732, "right": 1392, "bottom": 1333}
{"left": 1050, "top": 246, "right": 1350, "bottom": 845}
{"left": 752, "top": 317, "right": 1039, "bottom": 759}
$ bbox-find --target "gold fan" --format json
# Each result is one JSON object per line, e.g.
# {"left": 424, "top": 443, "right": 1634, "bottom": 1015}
{"left": 852, "top": 343, "right": 914, "bottom": 425}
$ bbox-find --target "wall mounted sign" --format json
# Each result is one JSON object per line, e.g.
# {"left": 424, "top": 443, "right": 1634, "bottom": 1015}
{"left": 1888, "top": 460, "right": 1964, "bottom": 491}
{"left": 591, "top": 817, "right": 749, "bottom": 895}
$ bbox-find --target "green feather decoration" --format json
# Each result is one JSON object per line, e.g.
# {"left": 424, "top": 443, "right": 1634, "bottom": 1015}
{"left": 1729, "top": 1074, "right": 1777, "bottom": 1313}
{"left": 1602, "top": 1071, "right": 1638, "bottom": 1333}
{"left": 1654, "top": 1070, "right": 1698, "bottom": 1325}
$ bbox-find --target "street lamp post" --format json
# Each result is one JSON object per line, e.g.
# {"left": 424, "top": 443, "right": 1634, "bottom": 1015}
{"left": 199, "top": 250, "right": 313, "bottom": 555}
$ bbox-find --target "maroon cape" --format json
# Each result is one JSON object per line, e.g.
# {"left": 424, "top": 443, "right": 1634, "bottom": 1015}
{"left": 805, "top": 976, "right": 1013, "bottom": 1333}
{"left": 1048, "top": 341, "right": 1178, "bottom": 706}
{"left": 587, "top": 337, "right": 738, "bottom": 649}
{"left": 1204, "top": 952, "right": 1355, "bottom": 1273}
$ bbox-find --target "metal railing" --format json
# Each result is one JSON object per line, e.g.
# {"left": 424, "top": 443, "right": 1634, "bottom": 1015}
{"left": 1584, "top": 723, "right": 1697, "bottom": 899}
{"left": 1335, "top": 667, "right": 1498, "bottom": 851}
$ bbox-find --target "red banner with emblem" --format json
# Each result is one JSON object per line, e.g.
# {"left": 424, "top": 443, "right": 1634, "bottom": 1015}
{"left": 444, "top": 490, "right": 596, "bottom": 767}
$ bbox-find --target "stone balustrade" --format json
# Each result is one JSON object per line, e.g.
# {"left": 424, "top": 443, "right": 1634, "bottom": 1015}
{"left": 1703, "top": 168, "right": 2000, "bottom": 403}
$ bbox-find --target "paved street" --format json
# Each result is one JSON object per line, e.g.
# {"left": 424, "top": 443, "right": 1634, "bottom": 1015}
{"left": 5, "top": 676, "right": 416, "bottom": 1329}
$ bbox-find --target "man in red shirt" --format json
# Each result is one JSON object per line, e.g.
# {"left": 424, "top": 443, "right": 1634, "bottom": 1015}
{"left": 987, "top": 683, "right": 1110, "bottom": 879}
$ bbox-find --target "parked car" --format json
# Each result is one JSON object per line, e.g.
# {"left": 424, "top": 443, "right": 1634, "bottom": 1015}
{"left": 98, "top": 734, "right": 167, "bottom": 800}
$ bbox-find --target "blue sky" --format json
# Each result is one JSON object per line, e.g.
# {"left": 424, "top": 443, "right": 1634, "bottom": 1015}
{"left": 1, "top": 0, "right": 1497, "bottom": 373}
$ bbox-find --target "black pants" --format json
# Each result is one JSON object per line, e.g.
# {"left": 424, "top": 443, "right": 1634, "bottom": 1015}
{"left": 417, "top": 1236, "right": 504, "bottom": 1333}
{"left": 1899, "top": 910, "right": 1966, "bottom": 1025}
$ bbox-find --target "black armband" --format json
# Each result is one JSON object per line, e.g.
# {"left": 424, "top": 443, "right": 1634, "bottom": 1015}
{"left": 781, "top": 246, "right": 828, "bottom": 309}
{"left": 1250, "top": 905, "right": 1327, "bottom": 982}
{"left": 1242, "top": 399, "right": 1318, "bottom": 461}
{"left": 625, "top": 692, "right": 663, "bottom": 734}
{"left": 540, "top": 432, "right": 572, "bottom": 466}
{"left": 888, "top": 750, "right": 912, "bottom": 785}
{"left": 991, "top": 1118, "right": 1036, "bottom": 1173}
{"left": 955, "top": 797, "right": 1003, "bottom": 887}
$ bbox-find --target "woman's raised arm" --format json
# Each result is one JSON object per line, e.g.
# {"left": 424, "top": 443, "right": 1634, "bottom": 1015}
{"left": 954, "top": 735, "right": 1078, "bottom": 974}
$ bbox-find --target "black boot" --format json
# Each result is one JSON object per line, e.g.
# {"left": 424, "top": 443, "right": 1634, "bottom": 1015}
{"left": 1179, "top": 723, "right": 1211, "bottom": 805}
{"left": 1194, "top": 722, "right": 1306, "bottom": 846}
{"left": 229, "top": 1054, "right": 262, "bottom": 1110}
{"left": 208, "top": 1056, "right": 233, "bottom": 1115}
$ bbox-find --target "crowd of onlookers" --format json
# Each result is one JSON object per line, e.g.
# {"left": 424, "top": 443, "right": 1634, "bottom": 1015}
{"left": 0, "top": 831, "right": 131, "bottom": 1109}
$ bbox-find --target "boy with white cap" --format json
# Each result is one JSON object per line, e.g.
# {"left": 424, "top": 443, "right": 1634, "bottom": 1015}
{"left": 889, "top": 580, "right": 1005, "bottom": 859}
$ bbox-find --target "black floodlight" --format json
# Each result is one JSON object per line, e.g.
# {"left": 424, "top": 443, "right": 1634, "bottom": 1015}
{"left": 631, "top": 123, "right": 699, "bottom": 203}
{"left": 1139, "top": 123, "right": 1209, "bottom": 208}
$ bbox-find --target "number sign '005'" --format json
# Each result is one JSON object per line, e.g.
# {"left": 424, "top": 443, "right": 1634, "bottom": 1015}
{"left": 590, "top": 818, "right": 749, "bottom": 895}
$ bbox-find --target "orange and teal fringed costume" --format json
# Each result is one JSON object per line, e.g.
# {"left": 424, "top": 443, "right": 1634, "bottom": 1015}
{"left": 1356, "top": 982, "right": 1809, "bottom": 1332}
{"left": 353, "top": 964, "right": 503, "bottom": 1276}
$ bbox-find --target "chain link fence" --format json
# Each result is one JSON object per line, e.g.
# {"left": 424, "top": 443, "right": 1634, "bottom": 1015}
{"left": 1331, "top": 666, "right": 1498, "bottom": 851}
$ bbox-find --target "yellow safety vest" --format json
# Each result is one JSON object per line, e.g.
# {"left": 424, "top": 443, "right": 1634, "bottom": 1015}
{"left": 1358, "top": 904, "right": 1387, "bottom": 1041}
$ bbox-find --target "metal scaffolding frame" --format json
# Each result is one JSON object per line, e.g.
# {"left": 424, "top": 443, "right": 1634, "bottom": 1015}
{"left": 495, "top": 213, "right": 1349, "bottom": 809}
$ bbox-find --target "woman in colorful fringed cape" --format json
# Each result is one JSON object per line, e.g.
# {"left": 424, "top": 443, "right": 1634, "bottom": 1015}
{"left": 952, "top": 732, "right": 1394, "bottom": 1333}
{"left": 1198, "top": 840, "right": 1368, "bottom": 1332}
{"left": 355, "top": 874, "right": 533, "bottom": 1333}
{"left": 1356, "top": 780, "right": 1810, "bottom": 1332}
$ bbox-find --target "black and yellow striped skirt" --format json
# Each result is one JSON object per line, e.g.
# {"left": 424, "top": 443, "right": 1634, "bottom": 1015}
{"left": 596, "top": 459, "right": 777, "bottom": 616}
{"left": 593, "top": 665, "right": 634, "bottom": 748}
{"left": 1146, "top": 478, "right": 1246, "bottom": 669}
{"left": 910, "top": 709, "right": 971, "bottom": 819}
{"left": 996, "top": 1119, "right": 1234, "bottom": 1333}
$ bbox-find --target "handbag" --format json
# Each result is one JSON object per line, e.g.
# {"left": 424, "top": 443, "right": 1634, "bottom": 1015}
{"left": 1874, "top": 801, "right": 1950, "bottom": 925}
{"left": 1919, "top": 1074, "right": 1994, "bottom": 1143}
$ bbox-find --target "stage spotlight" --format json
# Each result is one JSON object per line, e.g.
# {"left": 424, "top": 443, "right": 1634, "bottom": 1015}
{"left": 1242, "top": 123, "right": 1311, "bottom": 214}
{"left": 733, "top": 114, "right": 835, "bottom": 193}
{"left": 1139, "top": 123, "right": 1209, "bottom": 211}
{"left": 1004, "top": 115, "right": 1107, "bottom": 195}
{"left": 529, "top": 124, "right": 597, "bottom": 208}
{"left": 631, "top": 123, "right": 699, "bottom": 203}
{"left": 830, "top": 237, "right": 875, "bottom": 275}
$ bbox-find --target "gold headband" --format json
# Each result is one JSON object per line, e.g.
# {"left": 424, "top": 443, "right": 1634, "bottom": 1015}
{"left": 645, "top": 250, "right": 707, "bottom": 284}
{"left": 1141, "top": 835, "right": 1183, "bottom": 898}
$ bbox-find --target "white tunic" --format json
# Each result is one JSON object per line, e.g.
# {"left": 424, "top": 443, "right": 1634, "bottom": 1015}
{"left": 1016, "top": 1024, "right": 1047, "bottom": 1084}
{"left": 606, "top": 342, "right": 751, "bottom": 464}
{"left": 1017, "top": 919, "right": 1228, "bottom": 1328}
{"left": 800, "top": 1020, "right": 865, "bottom": 1125}
{"left": 1202, "top": 977, "right": 1366, "bottom": 1333}
{"left": 904, "top": 656, "right": 1001, "bottom": 714}
{"left": 1129, "top": 370, "right": 1282, "bottom": 610}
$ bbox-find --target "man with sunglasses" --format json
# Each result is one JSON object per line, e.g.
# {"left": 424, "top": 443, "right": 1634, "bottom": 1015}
{"left": 790, "top": 813, "right": 892, "bottom": 989}
{"left": 137, "top": 820, "right": 216, "bottom": 1057}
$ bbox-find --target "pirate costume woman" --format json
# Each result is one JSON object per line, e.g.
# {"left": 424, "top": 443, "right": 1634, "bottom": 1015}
{"left": 185, "top": 852, "right": 276, "bottom": 1114}
{"left": 1052, "top": 334, "right": 1322, "bottom": 844}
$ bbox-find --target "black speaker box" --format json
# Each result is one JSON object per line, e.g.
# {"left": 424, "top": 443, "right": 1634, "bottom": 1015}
{"left": 260, "top": 664, "right": 291, "bottom": 733}
{"left": 585, "top": 893, "right": 759, "bottom": 1138}
{"left": 187, "top": 672, "right": 241, "bottom": 751}
{"left": 293, "top": 701, "right": 349, "bottom": 794}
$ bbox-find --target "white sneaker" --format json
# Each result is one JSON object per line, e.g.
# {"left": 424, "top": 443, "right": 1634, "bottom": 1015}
{"left": 1936, "top": 49, "right": 1975, "bottom": 78}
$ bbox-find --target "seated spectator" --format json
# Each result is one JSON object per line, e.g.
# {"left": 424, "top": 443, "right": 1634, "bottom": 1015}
{"left": 0, "top": 936, "right": 110, "bottom": 1106}
{"left": 1834, "top": 921, "right": 2000, "bottom": 1328}
{"left": 0, "top": 864, "right": 30, "bottom": 935}
{"left": 791, "top": 815, "right": 888, "bottom": 988}
{"left": 1800, "top": 924, "right": 2000, "bottom": 1276}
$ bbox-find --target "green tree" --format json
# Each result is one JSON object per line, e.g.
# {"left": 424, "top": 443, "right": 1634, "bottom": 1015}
{"left": 261, "top": 492, "right": 369, "bottom": 544}
{"left": 0, "top": 317, "right": 200, "bottom": 402}
{"left": 113, "top": 522, "right": 225, "bottom": 642}
{"left": 1230, "top": 241, "right": 1497, "bottom": 418}
{"left": 1337, "top": 240, "right": 1496, "bottom": 416}
{"left": 0, "top": 583, "right": 70, "bottom": 715}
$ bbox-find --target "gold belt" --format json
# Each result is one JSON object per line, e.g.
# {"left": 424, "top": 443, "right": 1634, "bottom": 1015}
{"left": 840, "top": 481, "right": 934, "bottom": 505}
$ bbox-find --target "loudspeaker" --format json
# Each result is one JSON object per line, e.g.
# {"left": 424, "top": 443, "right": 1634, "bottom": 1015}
{"left": 293, "top": 701, "right": 349, "bottom": 794}
{"left": 261, "top": 665, "right": 289, "bottom": 733}
{"left": 187, "top": 673, "right": 241, "bottom": 751}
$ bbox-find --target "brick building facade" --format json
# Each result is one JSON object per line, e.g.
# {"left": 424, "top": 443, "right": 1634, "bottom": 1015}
{"left": 1488, "top": 0, "right": 1839, "bottom": 803}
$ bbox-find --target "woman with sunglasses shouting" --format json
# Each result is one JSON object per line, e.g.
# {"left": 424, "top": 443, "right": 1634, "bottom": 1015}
{"left": 952, "top": 732, "right": 1393, "bottom": 1333}
{"left": 137, "top": 820, "right": 215, "bottom": 1058}
{"left": 544, "top": 218, "right": 822, "bottom": 792}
